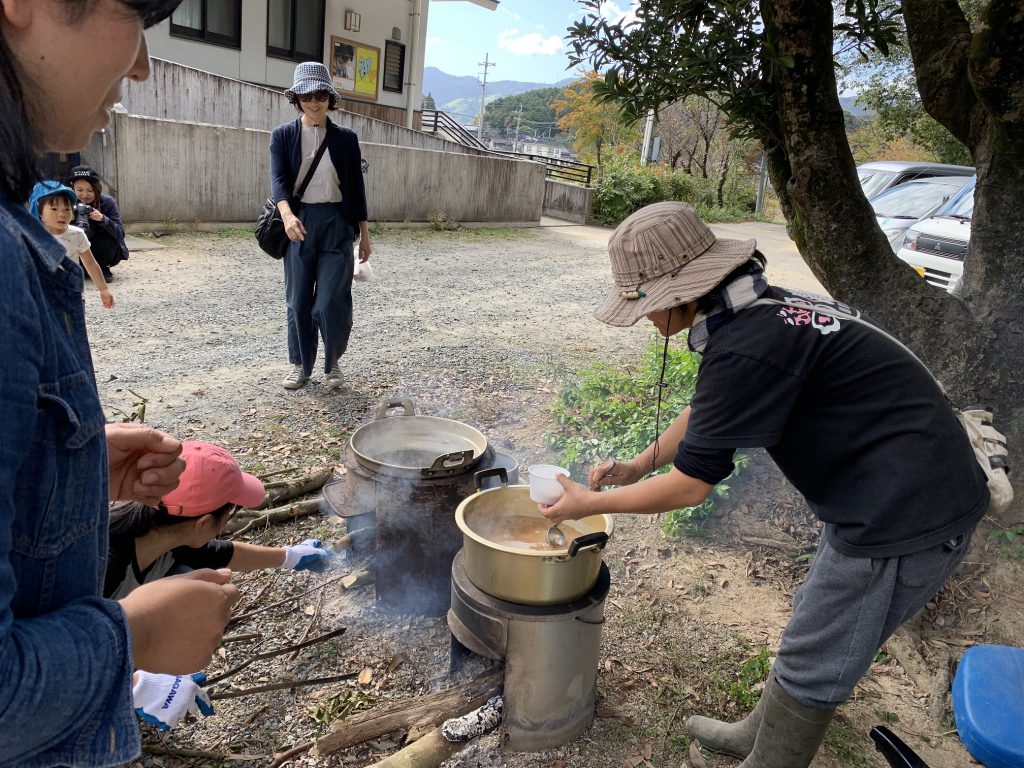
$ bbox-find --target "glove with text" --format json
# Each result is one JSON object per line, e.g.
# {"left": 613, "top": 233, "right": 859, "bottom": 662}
{"left": 282, "top": 538, "right": 334, "bottom": 573}
{"left": 133, "top": 671, "right": 214, "bottom": 730}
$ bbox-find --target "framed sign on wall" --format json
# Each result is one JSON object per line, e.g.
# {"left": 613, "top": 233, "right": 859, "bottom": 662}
{"left": 330, "top": 35, "right": 379, "bottom": 102}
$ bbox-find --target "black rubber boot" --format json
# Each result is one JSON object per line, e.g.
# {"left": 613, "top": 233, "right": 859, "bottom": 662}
{"left": 685, "top": 670, "right": 776, "bottom": 759}
{"left": 738, "top": 678, "right": 834, "bottom": 768}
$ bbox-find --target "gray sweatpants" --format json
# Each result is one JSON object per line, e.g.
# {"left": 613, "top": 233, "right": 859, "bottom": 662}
{"left": 773, "top": 530, "right": 973, "bottom": 708}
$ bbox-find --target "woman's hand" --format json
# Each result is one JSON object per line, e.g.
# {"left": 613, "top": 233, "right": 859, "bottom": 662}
{"left": 358, "top": 236, "right": 371, "bottom": 263}
{"left": 88, "top": 209, "right": 104, "bottom": 222}
{"left": 106, "top": 423, "right": 184, "bottom": 505}
{"left": 283, "top": 212, "right": 306, "bottom": 242}
{"left": 588, "top": 458, "right": 643, "bottom": 490}
{"left": 120, "top": 570, "right": 239, "bottom": 675}
{"left": 539, "top": 474, "right": 597, "bottom": 526}
{"left": 100, "top": 289, "right": 114, "bottom": 309}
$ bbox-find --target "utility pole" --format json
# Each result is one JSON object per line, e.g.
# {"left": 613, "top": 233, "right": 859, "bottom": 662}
{"left": 512, "top": 104, "right": 523, "bottom": 153}
{"left": 477, "top": 52, "right": 495, "bottom": 142}
{"left": 640, "top": 109, "right": 657, "bottom": 165}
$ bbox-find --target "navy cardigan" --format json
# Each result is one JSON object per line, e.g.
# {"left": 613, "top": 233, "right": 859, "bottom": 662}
{"left": 269, "top": 117, "right": 369, "bottom": 227}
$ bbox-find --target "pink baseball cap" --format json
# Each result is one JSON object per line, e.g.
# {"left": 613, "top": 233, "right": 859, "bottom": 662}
{"left": 162, "top": 441, "right": 266, "bottom": 517}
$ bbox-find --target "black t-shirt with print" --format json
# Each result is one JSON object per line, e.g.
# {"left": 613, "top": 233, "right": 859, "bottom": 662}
{"left": 104, "top": 530, "right": 235, "bottom": 599}
{"left": 674, "top": 287, "right": 988, "bottom": 558}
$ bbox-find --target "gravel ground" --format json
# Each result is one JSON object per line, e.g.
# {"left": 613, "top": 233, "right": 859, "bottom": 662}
{"left": 84, "top": 227, "right": 997, "bottom": 768}
{"left": 88, "top": 225, "right": 647, "bottom": 446}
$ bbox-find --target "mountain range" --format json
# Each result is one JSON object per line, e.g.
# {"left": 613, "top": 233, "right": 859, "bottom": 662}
{"left": 422, "top": 66, "right": 574, "bottom": 123}
{"left": 422, "top": 66, "right": 871, "bottom": 123}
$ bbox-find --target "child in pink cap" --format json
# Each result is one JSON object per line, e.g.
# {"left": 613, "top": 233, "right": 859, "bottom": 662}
{"left": 112, "top": 441, "right": 335, "bottom": 731}
{"left": 105, "top": 441, "right": 333, "bottom": 600}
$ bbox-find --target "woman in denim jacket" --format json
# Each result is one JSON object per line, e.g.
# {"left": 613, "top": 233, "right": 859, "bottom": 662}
{"left": 0, "top": 2, "right": 239, "bottom": 766}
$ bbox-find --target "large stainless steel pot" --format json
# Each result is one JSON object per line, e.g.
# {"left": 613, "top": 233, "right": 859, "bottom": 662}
{"left": 455, "top": 468, "right": 613, "bottom": 605}
{"left": 350, "top": 398, "right": 488, "bottom": 478}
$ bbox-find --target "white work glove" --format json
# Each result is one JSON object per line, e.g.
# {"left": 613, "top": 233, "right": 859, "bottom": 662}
{"left": 282, "top": 538, "right": 334, "bottom": 573}
{"left": 133, "top": 671, "right": 213, "bottom": 730}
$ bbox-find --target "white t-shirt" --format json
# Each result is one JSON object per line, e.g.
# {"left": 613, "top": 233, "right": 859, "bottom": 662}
{"left": 294, "top": 122, "right": 342, "bottom": 204}
{"left": 52, "top": 225, "right": 90, "bottom": 263}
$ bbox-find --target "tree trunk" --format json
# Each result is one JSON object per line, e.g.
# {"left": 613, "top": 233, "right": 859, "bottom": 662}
{"left": 759, "top": 0, "right": 1023, "bottom": 518}
{"left": 716, "top": 152, "right": 730, "bottom": 207}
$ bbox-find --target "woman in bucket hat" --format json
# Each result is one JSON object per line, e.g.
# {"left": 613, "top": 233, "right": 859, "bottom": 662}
{"left": 66, "top": 163, "right": 130, "bottom": 281}
{"left": 542, "top": 202, "right": 988, "bottom": 767}
{"left": 270, "top": 61, "right": 372, "bottom": 391}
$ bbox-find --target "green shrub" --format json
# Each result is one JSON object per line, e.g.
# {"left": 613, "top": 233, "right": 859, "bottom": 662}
{"left": 544, "top": 336, "right": 747, "bottom": 535}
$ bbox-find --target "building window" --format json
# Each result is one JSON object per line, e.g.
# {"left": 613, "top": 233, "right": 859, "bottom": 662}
{"left": 382, "top": 40, "right": 406, "bottom": 94}
{"left": 170, "top": 0, "right": 241, "bottom": 49}
{"left": 267, "top": 0, "right": 325, "bottom": 62}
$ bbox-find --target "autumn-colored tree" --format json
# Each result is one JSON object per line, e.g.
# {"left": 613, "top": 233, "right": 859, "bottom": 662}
{"left": 552, "top": 72, "right": 639, "bottom": 168}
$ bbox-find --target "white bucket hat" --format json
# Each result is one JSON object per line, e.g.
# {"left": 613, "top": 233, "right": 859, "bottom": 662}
{"left": 594, "top": 202, "right": 757, "bottom": 327}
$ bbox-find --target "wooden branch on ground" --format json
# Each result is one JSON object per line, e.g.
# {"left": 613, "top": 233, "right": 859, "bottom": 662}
{"left": 362, "top": 727, "right": 465, "bottom": 768}
{"left": 267, "top": 741, "right": 314, "bottom": 768}
{"left": 205, "top": 626, "right": 347, "bottom": 686}
{"left": 229, "top": 573, "right": 347, "bottom": 626}
{"left": 227, "top": 499, "right": 322, "bottom": 538}
{"left": 257, "top": 466, "right": 303, "bottom": 481}
{"left": 253, "top": 468, "right": 334, "bottom": 510}
{"left": 209, "top": 672, "right": 359, "bottom": 701}
{"left": 313, "top": 667, "right": 503, "bottom": 757}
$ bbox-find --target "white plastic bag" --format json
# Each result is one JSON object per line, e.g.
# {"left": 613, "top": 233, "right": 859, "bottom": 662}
{"left": 353, "top": 258, "right": 376, "bottom": 282}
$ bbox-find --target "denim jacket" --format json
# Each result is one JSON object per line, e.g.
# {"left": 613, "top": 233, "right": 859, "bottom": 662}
{"left": 0, "top": 193, "right": 138, "bottom": 767}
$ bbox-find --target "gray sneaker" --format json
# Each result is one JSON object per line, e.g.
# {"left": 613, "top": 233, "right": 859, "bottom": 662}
{"left": 326, "top": 361, "right": 344, "bottom": 389}
{"left": 282, "top": 365, "right": 308, "bottom": 390}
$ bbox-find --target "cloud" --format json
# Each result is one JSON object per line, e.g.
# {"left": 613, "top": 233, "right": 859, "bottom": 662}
{"left": 596, "top": 0, "right": 638, "bottom": 25}
{"left": 426, "top": 36, "right": 445, "bottom": 46}
{"left": 498, "top": 28, "right": 564, "bottom": 56}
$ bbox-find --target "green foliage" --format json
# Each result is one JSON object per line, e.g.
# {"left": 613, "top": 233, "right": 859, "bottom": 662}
{"left": 307, "top": 690, "right": 375, "bottom": 735}
{"left": 663, "top": 452, "right": 749, "bottom": 538}
{"left": 987, "top": 527, "right": 1024, "bottom": 559}
{"left": 421, "top": 91, "right": 436, "bottom": 110}
{"left": 825, "top": 718, "right": 880, "bottom": 767}
{"left": 545, "top": 336, "right": 701, "bottom": 474}
{"left": 590, "top": 153, "right": 756, "bottom": 225}
{"left": 545, "top": 336, "right": 750, "bottom": 531}
{"left": 730, "top": 646, "right": 773, "bottom": 709}
{"left": 484, "top": 87, "right": 564, "bottom": 138}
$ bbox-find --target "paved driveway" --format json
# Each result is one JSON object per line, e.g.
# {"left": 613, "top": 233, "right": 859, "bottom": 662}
{"left": 540, "top": 217, "right": 829, "bottom": 296}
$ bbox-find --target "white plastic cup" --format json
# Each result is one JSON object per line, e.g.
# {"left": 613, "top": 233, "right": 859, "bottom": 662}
{"left": 527, "top": 464, "right": 570, "bottom": 505}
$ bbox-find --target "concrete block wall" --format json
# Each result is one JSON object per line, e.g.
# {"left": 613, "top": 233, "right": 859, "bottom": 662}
{"left": 543, "top": 180, "right": 593, "bottom": 224}
{"left": 107, "top": 114, "right": 545, "bottom": 225}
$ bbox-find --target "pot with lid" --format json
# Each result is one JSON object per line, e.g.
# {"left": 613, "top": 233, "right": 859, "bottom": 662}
{"left": 455, "top": 468, "right": 613, "bottom": 605}
{"left": 350, "top": 398, "right": 488, "bottom": 478}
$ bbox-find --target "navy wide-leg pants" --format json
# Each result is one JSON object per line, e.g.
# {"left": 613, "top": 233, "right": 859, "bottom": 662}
{"left": 284, "top": 202, "right": 354, "bottom": 376}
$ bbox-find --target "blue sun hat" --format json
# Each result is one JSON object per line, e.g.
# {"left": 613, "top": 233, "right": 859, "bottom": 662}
{"left": 29, "top": 180, "right": 77, "bottom": 219}
{"left": 284, "top": 62, "right": 339, "bottom": 100}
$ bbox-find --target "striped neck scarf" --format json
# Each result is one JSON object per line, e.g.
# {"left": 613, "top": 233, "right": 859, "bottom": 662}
{"left": 687, "top": 259, "right": 768, "bottom": 354}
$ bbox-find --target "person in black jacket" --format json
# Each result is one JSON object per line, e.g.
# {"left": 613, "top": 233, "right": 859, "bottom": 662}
{"left": 66, "top": 164, "right": 129, "bottom": 281}
{"left": 541, "top": 202, "right": 988, "bottom": 768}
{"left": 269, "top": 62, "right": 371, "bottom": 391}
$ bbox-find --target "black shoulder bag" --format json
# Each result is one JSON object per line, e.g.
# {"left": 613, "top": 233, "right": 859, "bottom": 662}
{"left": 255, "top": 135, "right": 330, "bottom": 260}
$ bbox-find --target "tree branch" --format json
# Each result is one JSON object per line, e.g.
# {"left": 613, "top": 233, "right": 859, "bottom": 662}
{"left": 901, "top": 0, "right": 976, "bottom": 145}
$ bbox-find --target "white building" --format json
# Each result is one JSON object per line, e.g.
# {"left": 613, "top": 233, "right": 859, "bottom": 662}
{"left": 144, "top": 0, "right": 497, "bottom": 129}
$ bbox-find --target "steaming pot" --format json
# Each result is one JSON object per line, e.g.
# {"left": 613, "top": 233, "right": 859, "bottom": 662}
{"left": 455, "top": 468, "right": 613, "bottom": 605}
{"left": 350, "top": 398, "right": 488, "bottom": 478}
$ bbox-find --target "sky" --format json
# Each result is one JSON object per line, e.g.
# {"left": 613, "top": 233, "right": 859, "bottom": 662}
{"left": 424, "top": 0, "right": 636, "bottom": 84}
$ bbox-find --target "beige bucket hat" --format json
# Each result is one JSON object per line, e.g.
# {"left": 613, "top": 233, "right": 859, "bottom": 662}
{"left": 594, "top": 202, "right": 757, "bottom": 327}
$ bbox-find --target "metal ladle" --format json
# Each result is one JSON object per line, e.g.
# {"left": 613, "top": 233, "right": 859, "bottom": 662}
{"left": 546, "top": 524, "right": 566, "bottom": 548}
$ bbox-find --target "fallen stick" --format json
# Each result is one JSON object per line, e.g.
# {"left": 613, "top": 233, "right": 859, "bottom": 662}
{"left": 254, "top": 468, "right": 333, "bottom": 510}
{"left": 209, "top": 672, "right": 359, "bottom": 701}
{"left": 290, "top": 586, "right": 326, "bottom": 660}
{"left": 267, "top": 741, "right": 314, "bottom": 768}
{"left": 258, "top": 467, "right": 302, "bottom": 481}
{"left": 363, "top": 727, "right": 464, "bottom": 768}
{"left": 204, "top": 626, "right": 348, "bottom": 686}
{"left": 313, "top": 667, "right": 503, "bottom": 756}
{"left": 229, "top": 573, "right": 346, "bottom": 626}
{"left": 227, "top": 499, "right": 322, "bottom": 538}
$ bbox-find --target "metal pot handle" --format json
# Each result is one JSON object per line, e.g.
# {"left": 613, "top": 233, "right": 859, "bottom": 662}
{"left": 428, "top": 450, "right": 475, "bottom": 473}
{"left": 567, "top": 532, "right": 609, "bottom": 558}
{"left": 375, "top": 398, "right": 416, "bottom": 420}
{"left": 474, "top": 467, "right": 508, "bottom": 491}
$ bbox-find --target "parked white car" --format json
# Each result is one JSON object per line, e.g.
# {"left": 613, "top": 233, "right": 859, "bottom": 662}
{"left": 896, "top": 177, "right": 975, "bottom": 293}
{"left": 869, "top": 175, "right": 972, "bottom": 251}
{"left": 858, "top": 160, "right": 973, "bottom": 199}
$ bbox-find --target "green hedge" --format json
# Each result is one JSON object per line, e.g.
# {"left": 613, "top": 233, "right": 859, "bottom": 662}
{"left": 590, "top": 154, "right": 757, "bottom": 226}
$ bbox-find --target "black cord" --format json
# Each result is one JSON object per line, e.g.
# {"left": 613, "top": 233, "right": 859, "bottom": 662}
{"left": 651, "top": 309, "right": 672, "bottom": 475}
